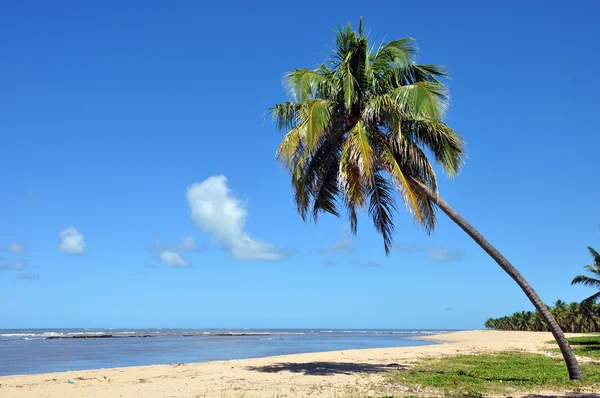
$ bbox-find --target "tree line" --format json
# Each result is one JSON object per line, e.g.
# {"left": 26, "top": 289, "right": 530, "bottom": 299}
{"left": 485, "top": 246, "right": 600, "bottom": 332}
{"left": 485, "top": 301, "right": 600, "bottom": 333}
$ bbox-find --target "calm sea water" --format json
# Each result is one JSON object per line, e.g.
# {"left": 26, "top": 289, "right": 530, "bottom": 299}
{"left": 0, "top": 328, "right": 446, "bottom": 376}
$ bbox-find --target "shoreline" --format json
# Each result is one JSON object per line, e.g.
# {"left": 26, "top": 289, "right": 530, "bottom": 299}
{"left": 0, "top": 330, "right": 584, "bottom": 397}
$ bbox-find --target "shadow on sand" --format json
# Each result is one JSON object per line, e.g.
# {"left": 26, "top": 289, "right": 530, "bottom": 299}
{"left": 247, "top": 361, "right": 407, "bottom": 376}
{"left": 520, "top": 395, "right": 600, "bottom": 398}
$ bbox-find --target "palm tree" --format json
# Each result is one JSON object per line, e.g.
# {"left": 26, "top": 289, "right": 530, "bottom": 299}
{"left": 486, "top": 302, "right": 600, "bottom": 332}
{"left": 572, "top": 246, "right": 600, "bottom": 305}
{"left": 269, "top": 20, "right": 583, "bottom": 379}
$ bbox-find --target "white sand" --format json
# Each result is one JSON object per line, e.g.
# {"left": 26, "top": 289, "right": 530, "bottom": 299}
{"left": 0, "top": 330, "right": 586, "bottom": 397}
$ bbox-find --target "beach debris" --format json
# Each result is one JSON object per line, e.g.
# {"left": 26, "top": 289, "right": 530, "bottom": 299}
{"left": 67, "top": 380, "right": 75, "bottom": 385}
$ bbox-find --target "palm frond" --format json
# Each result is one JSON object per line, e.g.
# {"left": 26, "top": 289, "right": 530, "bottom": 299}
{"left": 301, "top": 99, "right": 333, "bottom": 150}
{"left": 571, "top": 275, "right": 600, "bottom": 288}
{"left": 345, "top": 120, "right": 373, "bottom": 181}
{"left": 297, "top": 134, "right": 343, "bottom": 222}
{"left": 363, "top": 94, "right": 402, "bottom": 126}
{"left": 372, "top": 38, "right": 417, "bottom": 70}
{"left": 403, "top": 119, "right": 465, "bottom": 177}
{"left": 381, "top": 146, "right": 424, "bottom": 223}
{"left": 582, "top": 291, "right": 600, "bottom": 306}
{"left": 269, "top": 102, "right": 301, "bottom": 132}
{"left": 367, "top": 172, "right": 397, "bottom": 254}
{"left": 390, "top": 81, "right": 449, "bottom": 119}
{"left": 284, "top": 69, "right": 324, "bottom": 102}
{"left": 588, "top": 246, "right": 600, "bottom": 265}
{"left": 389, "top": 132, "right": 438, "bottom": 192}
{"left": 276, "top": 127, "right": 302, "bottom": 168}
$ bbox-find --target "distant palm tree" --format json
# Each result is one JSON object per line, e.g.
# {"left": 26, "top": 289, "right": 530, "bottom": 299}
{"left": 486, "top": 301, "right": 599, "bottom": 333}
{"left": 269, "top": 20, "right": 583, "bottom": 379}
{"left": 572, "top": 247, "right": 600, "bottom": 305}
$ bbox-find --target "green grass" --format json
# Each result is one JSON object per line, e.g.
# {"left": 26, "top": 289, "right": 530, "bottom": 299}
{"left": 546, "top": 335, "right": 600, "bottom": 359}
{"left": 386, "top": 352, "right": 600, "bottom": 396}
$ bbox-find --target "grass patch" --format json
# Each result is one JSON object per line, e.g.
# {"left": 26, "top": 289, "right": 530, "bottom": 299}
{"left": 546, "top": 335, "right": 600, "bottom": 359}
{"left": 386, "top": 352, "right": 600, "bottom": 396}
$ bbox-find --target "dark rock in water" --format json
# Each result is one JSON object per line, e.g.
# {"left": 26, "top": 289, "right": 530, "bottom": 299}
{"left": 46, "top": 334, "right": 152, "bottom": 340}
{"left": 182, "top": 334, "right": 196, "bottom": 337}
{"left": 214, "top": 333, "right": 271, "bottom": 337}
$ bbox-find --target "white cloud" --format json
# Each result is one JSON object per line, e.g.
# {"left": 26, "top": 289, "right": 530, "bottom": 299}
{"left": 0, "top": 261, "right": 26, "bottom": 270}
{"left": 58, "top": 226, "right": 86, "bottom": 255}
{"left": 159, "top": 250, "right": 189, "bottom": 267}
{"left": 186, "top": 176, "right": 282, "bottom": 261}
{"left": 427, "top": 248, "right": 465, "bottom": 262}
{"left": 392, "top": 243, "right": 423, "bottom": 253}
{"left": 362, "top": 260, "right": 381, "bottom": 268}
{"left": 2, "top": 243, "right": 26, "bottom": 255}
{"left": 18, "top": 273, "right": 39, "bottom": 281}
{"left": 182, "top": 236, "right": 195, "bottom": 251}
{"left": 318, "top": 228, "right": 356, "bottom": 255}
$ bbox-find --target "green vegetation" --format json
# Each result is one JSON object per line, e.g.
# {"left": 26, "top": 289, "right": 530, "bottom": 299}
{"left": 485, "top": 301, "right": 600, "bottom": 332}
{"left": 548, "top": 335, "right": 600, "bottom": 360}
{"left": 386, "top": 352, "right": 600, "bottom": 396}
{"left": 572, "top": 246, "right": 600, "bottom": 304}
{"left": 269, "top": 18, "right": 583, "bottom": 378}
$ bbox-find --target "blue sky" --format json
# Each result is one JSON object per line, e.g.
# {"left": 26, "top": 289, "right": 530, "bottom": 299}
{"left": 1, "top": 0, "right": 599, "bottom": 329}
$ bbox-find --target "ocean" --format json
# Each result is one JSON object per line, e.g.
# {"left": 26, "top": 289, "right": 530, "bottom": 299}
{"left": 0, "top": 328, "right": 446, "bottom": 376}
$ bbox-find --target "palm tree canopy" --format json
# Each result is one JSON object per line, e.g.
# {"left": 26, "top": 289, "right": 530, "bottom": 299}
{"left": 269, "top": 19, "right": 465, "bottom": 253}
{"left": 571, "top": 246, "right": 600, "bottom": 304}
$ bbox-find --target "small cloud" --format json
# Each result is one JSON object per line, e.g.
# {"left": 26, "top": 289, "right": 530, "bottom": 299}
{"left": 149, "top": 236, "right": 201, "bottom": 254}
{"left": 392, "top": 243, "right": 423, "bottom": 253}
{"left": 427, "top": 248, "right": 465, "bottom": 262}
{"left": 323, "top": 259, "right": 337, "bottom": 266}
{"left": 1, "top": 243, "right": 27, "bottom": 256}
{"left": 362, "top": 260, "right": 381, "bottom": 268}
{"left": 349, "top": 258, "right": 361, "bottom": 264}
{"left": 182, "top": 236, "right": 195, "bottom": 251}
{"left": 186, "top": 176, "right": 282, "bottom": 261}
{"left": 18, "top": 273, "right": 39, "bottom": 281}
{"left": 318, "top": 228, "right": 356, "bottom": 255}
{"left": 0, "top": 260, "right": 26, "bottom": 270}
{"left": 159, "top": 250, "right": 189, "bottom": 268}
{"left": 58, "top": 226, "right": 86, "bottom": 255}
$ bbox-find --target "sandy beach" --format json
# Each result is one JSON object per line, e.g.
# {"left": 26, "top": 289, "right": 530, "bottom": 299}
{"left": 0, "top": 330, "right": 591, "bottom": 397}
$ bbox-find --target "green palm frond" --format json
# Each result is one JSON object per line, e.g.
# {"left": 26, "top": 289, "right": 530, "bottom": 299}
{"left": 269, "top": 102, "right": 301, "bottom": 132}
{"left": 270, "top": 19, "right": 465, "bottom": 253}
{"left": 372, "top": 38, "right": 418, "bottom": 69}
{"left": 403, "top": 119, "right": 465, "bottom": 177}
{"left": 344, "top": 120, "right": 373, "bottom": 181}
{"left": 276, "top": 127, "right": 302, "bottom": 168}
{"left": 301, "top": 99, "right": 333, "bottom": 150}
{"left": 381, "top": 146, "right": 423, "bottom": 223}
{"left": 588, "top": 246, "right": 600, "bottom": 265}
{"left": 390, "top": 81, "right": 449, "bottom": 119}
{"left": 572, "top": 275, "right": 600, "bottom": 288}
{"left": 368, "top": 172, "right": 397, "bottom": 254}
{"left": 582, "top": 291, "right": 600, "bottom": 306}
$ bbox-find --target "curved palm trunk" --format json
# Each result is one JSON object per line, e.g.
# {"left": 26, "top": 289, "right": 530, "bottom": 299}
{"left": 410, "top": 179, "right": 584, "bottom": 380}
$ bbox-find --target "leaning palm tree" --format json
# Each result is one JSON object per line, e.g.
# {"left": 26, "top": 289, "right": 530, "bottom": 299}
{"left": 572, "top": 246, "right": 600, "bottom": 305}
{"left": 269, "top": 20, "right": 583, "bottom": 379}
